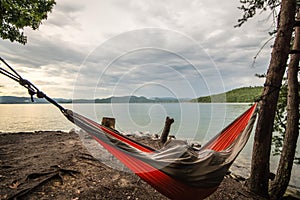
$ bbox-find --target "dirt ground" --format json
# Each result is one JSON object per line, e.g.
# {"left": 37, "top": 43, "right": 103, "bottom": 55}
{"left": 0, "top": 131, "right": 295, "bottom": 200}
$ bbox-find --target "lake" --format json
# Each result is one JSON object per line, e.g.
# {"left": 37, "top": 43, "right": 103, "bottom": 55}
{"left": 0, "top": 103, "right": 299, "bottom": 191}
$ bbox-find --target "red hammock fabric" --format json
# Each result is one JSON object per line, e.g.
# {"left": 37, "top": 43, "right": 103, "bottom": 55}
{"left": 202, "top": 103, "right": 257, "bottom": 151}
{"left": 64, "top": 103, "right": 258, "bottom": 200}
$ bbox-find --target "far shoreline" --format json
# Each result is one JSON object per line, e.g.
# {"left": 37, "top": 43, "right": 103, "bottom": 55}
{"left": 0, "top": 101, "right": 254, "bottom": 104}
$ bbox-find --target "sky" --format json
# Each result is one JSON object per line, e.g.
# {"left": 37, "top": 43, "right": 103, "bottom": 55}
{"left": 0, "top": 0, "right": 275, "bottom": 99}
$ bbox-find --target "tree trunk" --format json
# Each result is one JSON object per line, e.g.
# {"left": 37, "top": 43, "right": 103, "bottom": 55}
{"left": 248, "top": 0, "right": 296, "bottom": 197}
{"left": 270, "top": 8, "right": 300, "bottom": 199}
{"left": 160, "top": 116, "right": 174, "bottom": 144}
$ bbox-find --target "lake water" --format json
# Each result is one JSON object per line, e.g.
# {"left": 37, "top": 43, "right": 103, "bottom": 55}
{"left": 0, "top": 103, "right": 299, "bottom": 191}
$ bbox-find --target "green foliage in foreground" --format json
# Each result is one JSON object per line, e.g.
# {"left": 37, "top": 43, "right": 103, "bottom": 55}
{"left": 272, "top": 82, "right": 300, "bottom": 165}
{"left": 0, "top": 0, "right": 56, "bottom": 44}
{"left": 192, "top": 86, "right": 263, "bottom": 103}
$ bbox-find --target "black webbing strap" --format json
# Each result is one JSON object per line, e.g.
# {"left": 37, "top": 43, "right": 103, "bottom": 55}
{"left": 289, "top": 49, "right": 300, "bottom": 54}
{"left": 255, "top": 83, "right": 282, "bottom": 102}
{"left": 294, "top": 21, "right": 300, "bottom": 27}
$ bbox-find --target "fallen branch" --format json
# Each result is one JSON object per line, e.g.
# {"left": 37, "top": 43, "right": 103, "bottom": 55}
{"left": 7, "top": 167, "right": 80, "bottom": 199}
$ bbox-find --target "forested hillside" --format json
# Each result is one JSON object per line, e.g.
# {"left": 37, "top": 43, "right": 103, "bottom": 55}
{"left": 192, "top": 86, "right": 263, "bottom": 103}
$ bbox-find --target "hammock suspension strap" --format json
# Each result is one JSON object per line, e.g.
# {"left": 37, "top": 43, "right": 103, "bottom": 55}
{"left": 255, "top": 83, "right": 282, "bottom": 102}
{"left": 289, "top": 49, "right": 300, "bottom": 54}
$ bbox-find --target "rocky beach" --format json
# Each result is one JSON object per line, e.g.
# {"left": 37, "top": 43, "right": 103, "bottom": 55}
{"left": 0, "top": 131, "right": 298, "bottom": 200}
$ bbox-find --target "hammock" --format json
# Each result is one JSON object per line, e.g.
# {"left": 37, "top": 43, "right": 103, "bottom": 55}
{"left": 65, "top": 103, "right": 257, "bottom": 200}
{"left": 0, "top": 58, "right": 258, "bottom": 200}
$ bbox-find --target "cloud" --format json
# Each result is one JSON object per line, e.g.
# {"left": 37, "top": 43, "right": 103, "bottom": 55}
{"left": 44, "top": 2, "right": 83, "bottom": 28}
{"left": 0, "top": 0, "right": 275, "bottom": 98}
{"left": 70, "top": 29, "right": 227, "bottom": 99}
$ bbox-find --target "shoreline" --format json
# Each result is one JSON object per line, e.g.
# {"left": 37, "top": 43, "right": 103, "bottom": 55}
{"left": 0, "top": 131, "right": 298, "bottom": 199}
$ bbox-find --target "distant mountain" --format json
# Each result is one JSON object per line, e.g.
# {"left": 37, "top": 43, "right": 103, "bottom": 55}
{"left": 1, "top": 87, "right": 262, "bottom": 104}
{"left": 0, "top": 96, "right": 71, "bottom": 104}
{"left": 71, "top": 99, "right": 94, "bottom": 103}
{"left": 95, "top": 96, "right": 155, "bottom": 103}
{"left": 0, "top": 96, "right": 32, "bottom": 104}
{"left": 153, "top": 97, "right": 194, "bottom": 102}
{"left": 151, "top": 97, "right": 180, "bottom": 103}
{"left": 5, "top": 91, "right": 263, "bottom": 104}
{"left": 191, "top": 86, "right": 263, "bottom": 103}
{"left": 0, "top": 95, "right": 185, "bottom": 104}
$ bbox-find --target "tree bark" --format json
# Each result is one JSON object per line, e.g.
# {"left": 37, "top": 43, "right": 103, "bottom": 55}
{"left": 248, "top": 0, "right": 296, "bottom": 197}
{"left": 270, "top": 8, "right": 300, "bottom": 199}
{"left": 160, "top": 116, "right": 174, "bottom": 144}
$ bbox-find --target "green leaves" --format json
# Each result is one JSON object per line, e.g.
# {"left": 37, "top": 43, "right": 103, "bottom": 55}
{"left": 272, "top": 82, "right": 300, "bottom": 164}
{"left": 0, "top": 0, "right": 56, "bottom": 44}
{"left": 193, "top": 86, "right": 263, "bottom": 103}
{"left": 235, "top": 0, "right": 280, "bottom": 27}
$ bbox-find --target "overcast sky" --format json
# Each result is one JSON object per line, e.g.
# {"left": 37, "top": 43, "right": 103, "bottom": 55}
{"left": 0, "top": 0, "right": 275, "bottom": 99}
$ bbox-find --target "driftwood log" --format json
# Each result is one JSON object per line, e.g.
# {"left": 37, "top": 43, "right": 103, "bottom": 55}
{"left": 160, "top": 116, "right": 174, "bottom": 144}
{"left": 101, "top": 116, "right": 174, "bottom": 145}
{"left": 101, "top": 117, "right": 116, "bottom": 129}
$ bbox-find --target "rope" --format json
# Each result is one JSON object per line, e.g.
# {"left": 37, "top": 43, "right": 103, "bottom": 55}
{"left": 0, "top": 57, "right": 66, "bottom": 113}
{"left": 0, "top": 57, "right": 22, "bottom": 78}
